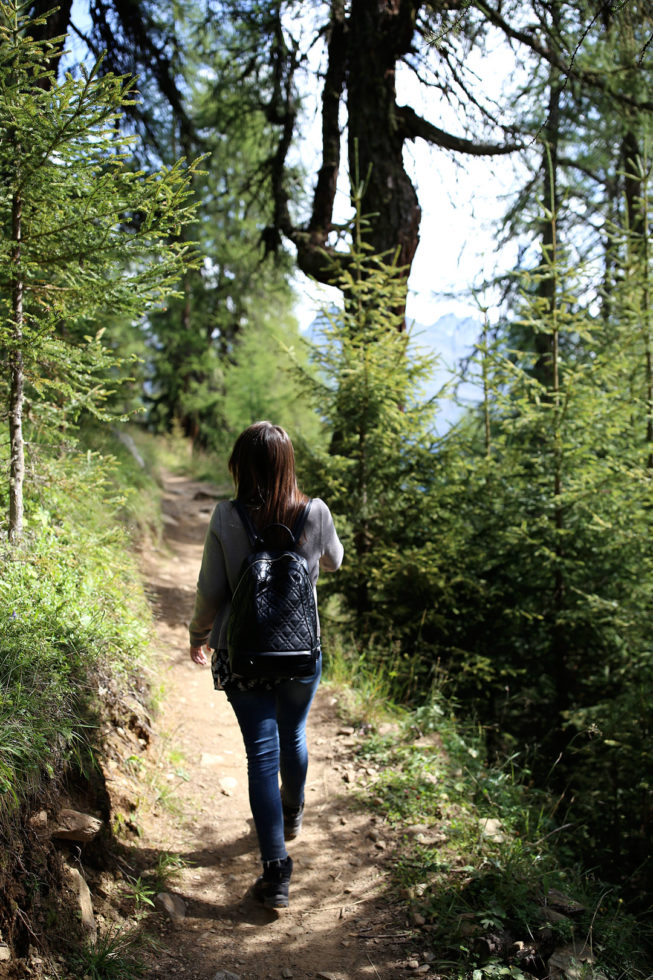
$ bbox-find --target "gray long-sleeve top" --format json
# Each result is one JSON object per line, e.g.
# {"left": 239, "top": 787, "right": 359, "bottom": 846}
{"left": 189, "top": 498, "right": 344, "bottom": 651}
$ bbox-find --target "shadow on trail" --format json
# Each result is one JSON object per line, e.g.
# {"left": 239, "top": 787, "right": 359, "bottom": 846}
{"left": 124, "top": 793, "right": 409, "bottom": 978}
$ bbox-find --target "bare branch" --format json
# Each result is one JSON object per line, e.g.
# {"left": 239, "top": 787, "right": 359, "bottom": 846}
{"left": 308, "top": 1, "right": 346, "bottom": 240}
{"left": 397, "top": 104, "right": 521, "bottom": 155}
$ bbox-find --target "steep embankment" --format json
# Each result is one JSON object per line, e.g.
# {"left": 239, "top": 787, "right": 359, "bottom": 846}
{"left": 130, "top": 473, "right": 417, "bottom": 980}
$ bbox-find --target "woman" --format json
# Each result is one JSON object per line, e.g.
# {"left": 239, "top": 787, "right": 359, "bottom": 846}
{"left": 189, "top": 421, "right": 343, "bottom": 908}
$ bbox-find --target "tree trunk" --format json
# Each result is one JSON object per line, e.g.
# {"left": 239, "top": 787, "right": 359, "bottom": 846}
{"left": 600, "top": 174, "right": 619, "bottom": 327}
{"left": 346, "top": 0, "right": 421, "bottom": 325}
{"left": 535, "top": 68, "right": 561, "bottom": 386}
{"left": 550, "top": 212, "right": 567, "bottom": 724}
{"left": 481, "top": 313, "right": 492, "bottom": 458}
{"left": 622, "top": 129, "right": 645, "bottom": 242}
{"left": 354, "top": 419, "right": 370, "bottom": 618}
{"left": 9, "top": 188, "right": 25, "bottom": 545}
{"left": 621, "top": 127, "right": 652, "bottom": 467}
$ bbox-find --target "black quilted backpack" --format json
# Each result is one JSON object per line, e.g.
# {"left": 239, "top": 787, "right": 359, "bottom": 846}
{"left": 227, "top": 499, "right": 320, "bottom": 680}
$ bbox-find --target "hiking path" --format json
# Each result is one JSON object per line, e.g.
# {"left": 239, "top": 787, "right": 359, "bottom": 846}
{"left": 131, "top": 472, "right": 416, "bottom": 980}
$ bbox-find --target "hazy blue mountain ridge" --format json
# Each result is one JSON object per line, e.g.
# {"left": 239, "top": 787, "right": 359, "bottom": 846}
{"left": 304, "top": 311, "right": 481, "bottom": 426}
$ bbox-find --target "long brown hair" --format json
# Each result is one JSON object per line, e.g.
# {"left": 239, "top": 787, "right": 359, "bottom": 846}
{"left": 228, "top": 421, "right": 307, "bottom": 529}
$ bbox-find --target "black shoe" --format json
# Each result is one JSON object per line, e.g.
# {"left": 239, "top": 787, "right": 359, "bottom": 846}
{"left": 254, "top": 855, "right": 293, "bottom": 909}
{"left": 283, "top": 802, "right": 304, "bottom": 841}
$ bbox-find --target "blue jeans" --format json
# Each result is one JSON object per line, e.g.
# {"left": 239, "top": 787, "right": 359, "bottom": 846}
{"left": 225, "top": 657, "right": 321, "bottom": 863}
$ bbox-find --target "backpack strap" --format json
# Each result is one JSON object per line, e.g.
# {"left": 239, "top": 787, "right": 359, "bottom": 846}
{"left": 233, "top": 499, "right": 262, "bottom": 549}
{"left": 233, "top": 498, "right": 313, "bottom": 550}
{"left": 291, "top": 499, "right": 312, "bottom": 546}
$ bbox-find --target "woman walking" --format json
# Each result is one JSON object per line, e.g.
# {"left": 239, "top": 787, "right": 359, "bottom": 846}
{"left": 189, "top": 421, "right": 343, "bottom": 908}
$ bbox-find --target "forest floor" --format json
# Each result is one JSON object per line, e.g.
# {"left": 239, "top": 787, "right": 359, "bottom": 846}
{"left": 125, "top": 472, "right": 419, "bottom": 980}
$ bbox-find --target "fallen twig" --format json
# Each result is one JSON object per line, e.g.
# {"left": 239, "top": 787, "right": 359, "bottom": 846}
{"left": 302, "top": 896, "right": 369, "bottom": 913}
{"left": 367, "top": 953, "right": 382, "bottom": 978}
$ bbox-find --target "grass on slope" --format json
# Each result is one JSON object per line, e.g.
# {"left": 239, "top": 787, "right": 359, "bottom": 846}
{"left": 0, "top": 428, "right": 158, "bottom": 814}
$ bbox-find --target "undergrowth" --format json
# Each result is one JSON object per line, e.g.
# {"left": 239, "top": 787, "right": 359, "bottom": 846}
{"left": 68, "top": 925, "right": 149, "bottom": 980}
{"left": 327, "top": 654, "right": 652, "bottom": 980}
{"left": 0, "top": 429, "right": 154, "bottom": 815}
{"left": 321, "top": 628, "right": 407, "bottom": 727}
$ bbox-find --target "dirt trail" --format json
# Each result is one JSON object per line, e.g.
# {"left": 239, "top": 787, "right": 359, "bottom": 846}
{"left": 134, "top": 473, "right": 412, "bottom": 980}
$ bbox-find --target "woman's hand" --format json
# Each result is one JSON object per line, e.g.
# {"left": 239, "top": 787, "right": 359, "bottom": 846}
{"left": 190, "top": 644, "right": 209, "bottom": 666}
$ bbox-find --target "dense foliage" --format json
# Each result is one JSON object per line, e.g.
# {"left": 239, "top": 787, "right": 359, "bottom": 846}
{"left": 138, "top": 4, "right": 317, "bottom": 448}
{"left": 301, "top": 202, "right": 653, "bottom": 896}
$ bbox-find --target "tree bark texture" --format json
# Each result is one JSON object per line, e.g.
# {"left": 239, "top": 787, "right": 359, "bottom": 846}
{"left": 293, "top": 0, "right": 422, "bottom": 300}
{"left": 308, "top": 0, "right": 347, "bottom": 243}
{"left": 641, "top": 167, "right": 652, "bottom": 469}
{"left": 346, "top": 0, "right": 421, "bottom": 280}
